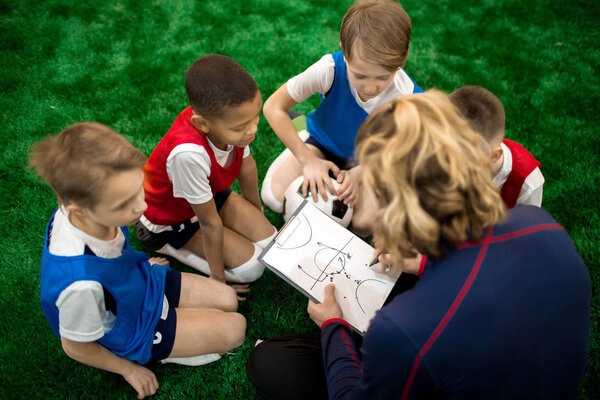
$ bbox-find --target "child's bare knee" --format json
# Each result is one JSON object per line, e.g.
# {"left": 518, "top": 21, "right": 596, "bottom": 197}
{"left": 220, "top": 285, "right": 239, "bottom": 312}
{"left": 224, "top": 313, "right": 246, "bottom": 349}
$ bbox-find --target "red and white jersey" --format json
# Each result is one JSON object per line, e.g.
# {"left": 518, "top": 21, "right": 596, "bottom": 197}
{"left": 142, "top": 106, "right": 247, "bottom": 226}
{"left": 494, "top": 139, "right": 544, "bottom": 208}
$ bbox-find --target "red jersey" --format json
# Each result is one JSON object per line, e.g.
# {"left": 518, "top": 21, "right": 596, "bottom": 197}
{"left": 499, "top": 139, "right": 541, "bottom": 209}
{"left": 143, "top": 106, "right": 244, "bottom": 225}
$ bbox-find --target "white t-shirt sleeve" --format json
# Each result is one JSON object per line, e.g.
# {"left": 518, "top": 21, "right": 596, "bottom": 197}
{"left": 287, "top": 54, "right": 336, "bottom": 103}
{"left": 517, "top": 167, "right": 545, "bottom": 207}
{"left": 167, "top": 144, "right": 214, "bottom": 205}
{"left": 243, "top": 145, "right": 250, "bottom": 158}
{"left": 56, "top": 281, "right": 107, "bottom": 342}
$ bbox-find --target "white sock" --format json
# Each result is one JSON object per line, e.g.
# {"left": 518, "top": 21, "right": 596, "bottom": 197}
{"left": 160, "top": 353, "right": 221, "bottom": 366}
{"left": 156, "top": 244, "right": 210, "bottom": 276}
{"left": 225, "top": 244, "right": 264, "bottom": 283}
{"left": 261, "top": 151, "right": 288, "bottom": 213}
{"left": 254, "top": 228, "right": 277, "bottom": 249}
{"left": 158, "top": 242, "right": 266, "bottom": 283}
{"left": 261, "top": 129, "right": 310, "bottom": 214}
{"left": 297, "top": 128, "right": 310, "bottom": 142}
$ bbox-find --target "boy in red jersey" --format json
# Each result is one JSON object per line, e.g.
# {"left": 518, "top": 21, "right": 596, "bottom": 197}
{"left": 136, "top": 55, "right": 276, "bottom": 286}
{"left": 449, "top": 85, "right": 545, "bottom": 208}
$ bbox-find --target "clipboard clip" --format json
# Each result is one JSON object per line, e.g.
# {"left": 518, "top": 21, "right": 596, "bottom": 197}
{"left": 275, "top": 215, "right": 301, "bottom": 246}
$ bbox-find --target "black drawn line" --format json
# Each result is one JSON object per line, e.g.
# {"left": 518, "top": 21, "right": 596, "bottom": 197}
{"left": 298, "top": 242, "right": 350, "bottom": 284}
{"left": 296, "top": 265, "right": 330, "bottom": 283}
{"left": 309, "top": 236, "right": 355, "bottom": 291}
{"left": 297, "top": 250, "right": 349, "bottom": 282}
{"left": 354, "top": 279, "right": 388, "bottom": 314}
{"left": 316, "top": 242, "right": 352, "bottom": 259}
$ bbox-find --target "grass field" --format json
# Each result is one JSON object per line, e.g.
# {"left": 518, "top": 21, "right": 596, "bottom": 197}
{"left": 0, "top": 0, "right": 598, "bottom": 398}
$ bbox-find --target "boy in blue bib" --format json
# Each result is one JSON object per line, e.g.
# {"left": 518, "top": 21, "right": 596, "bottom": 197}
{"left": 261, "top": 0, "right": 423, "bottom": 235}
{"left": 30, "top": 123, "right": 246, "bottom": 399}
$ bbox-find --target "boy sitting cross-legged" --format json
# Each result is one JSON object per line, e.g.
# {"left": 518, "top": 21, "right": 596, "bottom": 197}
{"left": 30, "top": 123, "right": 246, "bottom": 399}
{"left": 261, "top": 0, "right": 423, "bottom": 235}
{"left": 135, "top": 54, "right": 276, "bottom": 286}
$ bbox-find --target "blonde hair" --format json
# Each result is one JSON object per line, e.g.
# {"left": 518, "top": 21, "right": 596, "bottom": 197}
{"left": 356, "top": 90, "right": 506, "bottom": 261}
{"left": 29, "top": 122, "right": 146, "bottom": 208}
{"left": 340, "top": 0, "right": 411, "bottom": 71}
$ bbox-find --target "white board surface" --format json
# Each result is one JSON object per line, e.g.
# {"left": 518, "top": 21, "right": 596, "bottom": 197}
{"left": 259, "top": 201, "right": 400, "bottom": 334}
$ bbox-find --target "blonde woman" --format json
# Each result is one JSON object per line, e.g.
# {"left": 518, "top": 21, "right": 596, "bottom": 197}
{"left": 247, "top": 91, "right": 590, "bottom": 400}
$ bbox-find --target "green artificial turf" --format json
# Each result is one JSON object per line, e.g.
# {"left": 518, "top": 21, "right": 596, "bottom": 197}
{"left": 1, "top": 0, "right": 598, "bottom": 398}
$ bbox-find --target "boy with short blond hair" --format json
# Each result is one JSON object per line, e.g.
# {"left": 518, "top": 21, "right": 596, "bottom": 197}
{"left": 261, "top": 0, "right": 422, "bottom": 234}
{"left": 449, "top": 85, "right": 545, "bottom": 208}
{"left": 31, "top": 123, "right": 246, "bottom": 399}
{"left": 136, "top": 54, "right": 276, "bottom": 285}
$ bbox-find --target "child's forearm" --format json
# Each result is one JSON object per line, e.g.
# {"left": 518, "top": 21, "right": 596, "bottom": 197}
{"left": 61, "top": 337, "right": 138, "bottom": 376}
{"left": 268, "top": 112, "right": 313, "bottom": 163}
{"left": 239, "top": 179, "right": 261, "bottom": 211}
{"left": 200, "top": 220, "right": 226, "bottom": 282}
{"left": 239, "top": 156, "right": 262, "bottom": 210}
{"left": 190, "top": 202, "right": 226, "bottom": 282}
{"left": 61, "top": 338, "right": 158, "bottom": 398}
{"left": 263, "top": 84, "right": 314, "bottom": 165}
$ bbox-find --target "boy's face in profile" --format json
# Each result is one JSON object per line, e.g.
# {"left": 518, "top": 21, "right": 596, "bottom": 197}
{"left": 344, "top": 54, "right": 395, "bottom": 102}
{"left": 84, "top": 169, "right": 147, "bottom": 229}
{"left": 201, "top": 91, "right": 262, "bottom": 150}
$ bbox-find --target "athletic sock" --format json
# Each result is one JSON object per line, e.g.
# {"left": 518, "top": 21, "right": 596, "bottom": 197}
{"left": 225, "top": 244, "right": 264, "bottom": 283}
{"left": 156, "top": 244, "right": 210, "bottom": 276}
{"left": 254, "top": 228, "right": 277, "bottom": 249}
{"left": 160, "top": 353, "right": 221, "bottom": 366}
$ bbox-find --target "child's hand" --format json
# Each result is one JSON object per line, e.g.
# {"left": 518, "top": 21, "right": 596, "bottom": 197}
{"left": 122, "top": 362, "right": 158, "bottom": 399}
{"left": 229, "top": 283, "right": 250, "bottom": 301}
{"left": 302, "top": 155, "right": 340, "bottom": 202}
{"left": 335, "top": 170, "right": 358, "bottom": 207}
{"left": 148, "top": 257, "right": 170, "bottom": 266}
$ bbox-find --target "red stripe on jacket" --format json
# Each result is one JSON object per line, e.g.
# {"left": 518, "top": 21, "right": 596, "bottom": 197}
{"left": 401, "top": 228, "right": 494, "bottom": 400}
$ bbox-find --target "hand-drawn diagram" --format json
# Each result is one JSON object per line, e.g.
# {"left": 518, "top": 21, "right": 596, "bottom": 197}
{"left": 354, "top": 279, "right": 388, "bottom": 314}
{"left": 262, "top": 201, "right": 400, "bottom": 333}
{"left": 297, "top": 240, "right": 353, "bottom": 289}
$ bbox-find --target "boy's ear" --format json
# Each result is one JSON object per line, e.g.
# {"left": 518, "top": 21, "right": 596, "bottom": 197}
{"left": 66, "top": 203, "right": 86, "bottom": 217}
{"left": 490, "top": 144, "right": 503, "bottom": 163}
{"left": 190, "top": 113, "right": 210, "bottom": 133}
{"left": 340, "top": 42, "right": 348, "bottom": 62}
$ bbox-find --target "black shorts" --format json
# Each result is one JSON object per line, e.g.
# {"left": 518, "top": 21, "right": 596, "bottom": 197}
{"left": 149, "top": 269, "right": 182, "bottom": 362}
{"left": 134, "top": 189, "right": 232, "bottom": 251}
{"left": 305, "top": 136, "right": 356, "bottom": 170}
